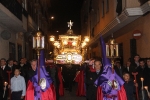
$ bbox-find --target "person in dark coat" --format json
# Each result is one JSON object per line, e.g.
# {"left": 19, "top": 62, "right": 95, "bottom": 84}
{"left": 145, "top": 58, "right": 150, "bottom": 92}
{"left": 62, "top": 64, "right": 77, "bottom": 92}
{"left": 123, "top": 60, "right": 134, "bottom": 80}
{"left": 131, "top": 54, "right": 140, "bottom": 69}
{"left": 45, "top": 62, "right": 60, "bottom": 100}
{"left": 136, "top": 59, "right": 147, "bottom": 91}
{"left": 86, "top": 60, "right": 103, "bottom": 100}
{"left": 27, "top": 59, "right": 37, "bottom": 81}
{"left": 114, "top": 62, "right": 124, "bottom": 78}
{"left": 7, "top": 59, "right": 17, "bottom": 78}
{"left": 123, "top": 72, "right": 136, "bottom": 100}
{"left": 0, "top": 68, "right": 5, "bottom": 100}
{"left": 0, "top": 58, "right": 11, "bottom": 100}
{"left": 18, "top": 58, "right": 29, "bottom": 83}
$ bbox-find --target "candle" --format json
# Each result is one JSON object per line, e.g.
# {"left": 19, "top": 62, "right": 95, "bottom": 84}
{"left": 37, "top": 37, "right": 40, "bottom": 48}
{"left": 141, "top": 78, "right": 144, "bottom": 90}
{"left": 3, "top": 82, "right": 8, "bottom": 98}
{"left": 144, "top": 86, "right": 149, "bottom": 93}
{"left": 144, "top": 86, "right": 150, "bottom": 98}
{"left": 110, "top": 45, "right": 114, "bottom": 57}
{"left": 4, "top": 82, "right": 7, "bottom": 86}
{"left": 144, "top": 86, "right": 148, "bottom": 90}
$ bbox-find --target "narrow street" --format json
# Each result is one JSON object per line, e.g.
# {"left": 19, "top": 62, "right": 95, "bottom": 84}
{"left": 60, "top": 84, "right": 86, "bottom": 100}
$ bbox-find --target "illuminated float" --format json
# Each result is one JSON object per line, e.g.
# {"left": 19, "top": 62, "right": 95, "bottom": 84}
{"left": 49, "top": 20, "right": 89, "bottom": 64}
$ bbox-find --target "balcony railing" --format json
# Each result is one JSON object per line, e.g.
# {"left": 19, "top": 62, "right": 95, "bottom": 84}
{"left": 0, "top": 0, "right": 28, "bottom": 20}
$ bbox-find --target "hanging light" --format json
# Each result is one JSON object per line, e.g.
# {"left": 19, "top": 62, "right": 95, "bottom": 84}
{"left": 49, "top": 35, "right": 55, "bottom": 42}
{"left": 84, "top": 36, "right": 90, "bottom": 42}
{"left": 53, "top": 41, "right": 60, "bottom": 47}
{"left": 81, "top": 42, "right": 86, "bottom": 48}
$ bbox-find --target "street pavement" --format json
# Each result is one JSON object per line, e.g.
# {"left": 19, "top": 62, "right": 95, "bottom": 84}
{"left": 59, "top": 84, "right": 86, "bottom": 100}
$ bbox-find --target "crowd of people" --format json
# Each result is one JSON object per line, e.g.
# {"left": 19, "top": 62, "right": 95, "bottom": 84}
{"left": 0, "top": 54, "right": 150, "bottom": 100}
{"left": 0, "top": 58, "right": 63, "bottom": 100}
{"left": 78, "top": 54, "right": 150, "bottom": 100}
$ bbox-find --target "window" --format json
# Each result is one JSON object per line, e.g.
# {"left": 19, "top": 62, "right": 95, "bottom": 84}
{"left": 18, "top": 44, "right": 22, "bottom": 61}
{"left": 102, "top": 1, "right": 105, "bottom": 17}
{"left": 97, "top": 7, "right": 100, "bottom": 23}
{"left": 106, "top": 0, "right": 109, "bottom": 13}
{"left": 9, "top": 42, "right": 16, "bottom": 60}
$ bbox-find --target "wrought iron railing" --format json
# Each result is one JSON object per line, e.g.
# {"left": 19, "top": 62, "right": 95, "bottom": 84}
{"left": 0, "top": 0, "right": 28, "bottom": 20}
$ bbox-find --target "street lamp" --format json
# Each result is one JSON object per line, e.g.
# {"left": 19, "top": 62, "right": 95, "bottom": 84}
{"left": 53, "top": 41, "right": 60, "bottom": 47}
{"left": 50, "top": 16, "right": 54, "bottom": 20}
{"left": 49, "top": 35, "right": 55, "bottom": 42}
{"left": 84, "top": 36, "right": 90, "bottom": 42}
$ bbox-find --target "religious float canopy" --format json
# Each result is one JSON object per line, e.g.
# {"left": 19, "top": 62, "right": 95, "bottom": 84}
{"left": 49, "top": 20, "right": 90, "bottom": 64}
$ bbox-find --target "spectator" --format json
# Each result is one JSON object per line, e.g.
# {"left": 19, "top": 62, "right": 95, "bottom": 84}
{"left": 0, "top": 58, "right": 10, "bottom": 100}
{"left": 11, "top": 68, "right": 26, "bottom": 100}
{"left": 13, "top": 60, "right": 18, "bottom": 66}
{"left": 145, "top": 58, "right": 150, "bottom": 91}
{"left": 131, "top": 54, "right": 140, "bottom": 69}
{"left": 7, "top": 59, "right": 17, "bottom": 77}
{"left": 27, "top": 59, "right": 37, "bottom": 81}
{"left": 86, "top": 60, "right": 103, "bottom": 100}
{"left": 136, "top": 59, "right": 146, "bottom": 91}
{"left": 123, "top": 61, "right": 134, "bottom": 80}
{"left": 114, "top": 62, "right": 124, "bottom": 78}
{"left": 0, "top": 68, "right": 5, "bottom": 99}
{"left": 123, "top": 72, "right": 136, "bottom": 100}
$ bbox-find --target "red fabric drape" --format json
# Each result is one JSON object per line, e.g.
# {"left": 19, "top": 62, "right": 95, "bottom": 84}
{"left": 118, "top": 86, "right": 127, "bottom": 100}
{"left": 25, "top": 81, "right": 34, "bottom": 100}
{"left": 75, "top": 70, "right": 86, "bottom": 96}
{"left": 97, "top": 86, "right": 103, "bottom": 100}
{"left": 25, "top": 80, "right": 56, "bottom": 100}
{"left": 57, "top": 68, "right": 64, "bottom": 96}
{"left": 97, "top": 86, "right": 127, "bottom": 100}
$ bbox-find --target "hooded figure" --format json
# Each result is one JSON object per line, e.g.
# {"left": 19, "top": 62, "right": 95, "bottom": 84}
{"left": 25, "top": 50, "right": 56, "bottom": 100}
{"left": 94, "top": 36, "right": 127, "bottom": 100}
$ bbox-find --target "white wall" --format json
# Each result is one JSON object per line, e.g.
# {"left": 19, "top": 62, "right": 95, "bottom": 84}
{"left": 0, "top": 26, "right": 24, "bottom": 60}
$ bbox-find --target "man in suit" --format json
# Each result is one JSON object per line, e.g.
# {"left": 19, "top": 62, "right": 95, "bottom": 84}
{"left": 114, "top": 62, "right": 123, "bottom": 78}
{"left": 136, "top": 59, "right": 147, "bottom": 91}
{"left": 23, "top": 58, "right": 31, "bottom": 70}
{"left": 18, "top": 58, "right": 28, "bottom": 83}
{"left": 131, "top": 54, "right": 140, "bottom": 69}
{"left": 123, "top": 60, "right": 134, "bottom": 80}
{"left": 62, "top": 64, "right": 77, "bottom": 92}
{"left": 7, "top": 59, "right": 17, "bottom": 78}
{"left": 86, "top": 59, "right": 102, "bottom": 100}
{"left": 0, "top": 58, "right": 11, "bottom": 100}
{"left": 27, "top": 59, "right": 37, "bottom": 81}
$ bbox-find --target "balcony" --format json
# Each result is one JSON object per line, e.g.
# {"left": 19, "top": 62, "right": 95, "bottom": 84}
{"left": 0, "top": 0, "right": 27, "bottom": 32}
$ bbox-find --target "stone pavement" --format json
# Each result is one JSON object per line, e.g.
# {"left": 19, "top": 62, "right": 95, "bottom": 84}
{"left": 59, "top": 84, "right": 86, "bottom": 100}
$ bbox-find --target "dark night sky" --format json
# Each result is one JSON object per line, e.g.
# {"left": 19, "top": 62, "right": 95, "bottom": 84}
{"left": 49, "top": 0, "right": 84, "bottom": 35}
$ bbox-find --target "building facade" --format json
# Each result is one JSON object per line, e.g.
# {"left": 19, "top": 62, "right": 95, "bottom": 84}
{"left": 0, "top": 0, "right": 51, "bottom": 61}
{"left": 81, "top": 0, "right": 150, "bottom": 64}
